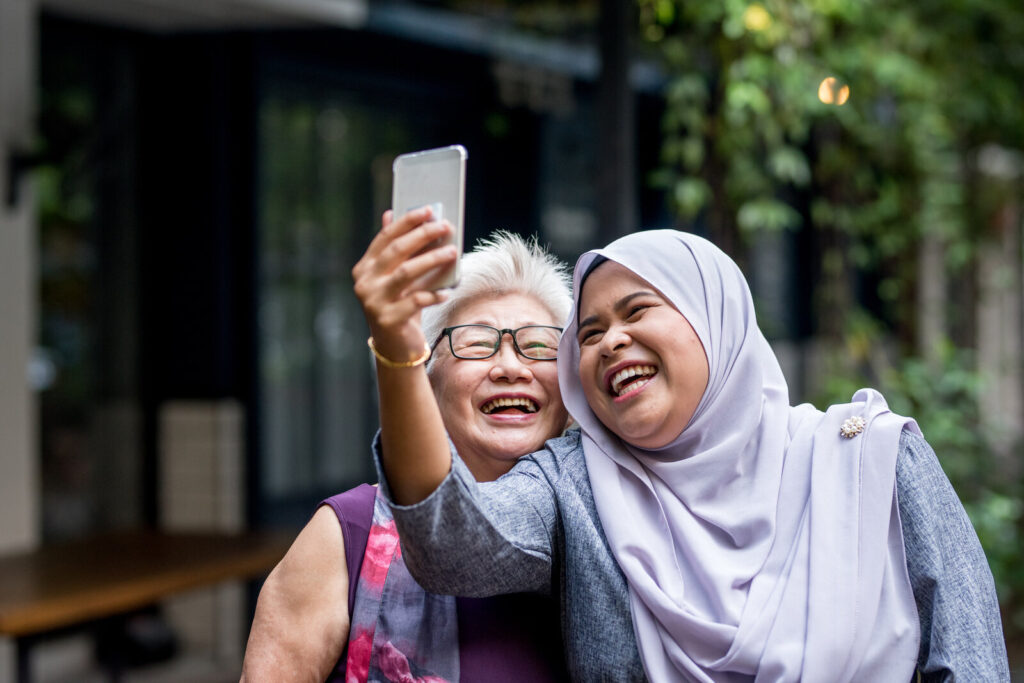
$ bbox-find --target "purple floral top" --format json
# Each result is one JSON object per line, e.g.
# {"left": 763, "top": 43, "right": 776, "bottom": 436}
{"left": 321, "top": 485, "right": 567, "bottom": 682}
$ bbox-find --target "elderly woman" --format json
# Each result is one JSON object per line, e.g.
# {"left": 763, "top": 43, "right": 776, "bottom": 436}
{"left": 240, "top": 218, "right": 572, "bottom": 682}
{"left": 364, "top": 221, "right": 1009, "bottom": 681}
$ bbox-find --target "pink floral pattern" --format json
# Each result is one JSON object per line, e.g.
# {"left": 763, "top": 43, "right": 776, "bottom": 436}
{"left": 377, "top": 641, "right": 450, "bottom": 683}
{"left": 345, "top": 629, "right": 373, "bottom": 683}
{"left": 343, "top": 495, "right": 457, "bottom": 683}
{"left": 361, "top": 518, "right": 401, "bottom": 589}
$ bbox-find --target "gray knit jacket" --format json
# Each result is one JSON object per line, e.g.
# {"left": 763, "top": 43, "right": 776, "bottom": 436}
{"left": 375, "top": 429, "right": 1009, "bottom": 682}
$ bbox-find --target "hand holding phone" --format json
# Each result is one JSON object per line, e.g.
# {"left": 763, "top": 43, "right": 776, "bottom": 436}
{"left": 391, "top": 145, "right": 467, "bottom": 290}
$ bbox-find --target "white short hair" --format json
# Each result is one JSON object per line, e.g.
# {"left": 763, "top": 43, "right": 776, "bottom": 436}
{"left": 422, "top": 230, "right": 572, "bottom": 373}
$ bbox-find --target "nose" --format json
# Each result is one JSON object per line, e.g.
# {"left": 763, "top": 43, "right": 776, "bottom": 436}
{"left": 489, "top": 334, "right": 533, "bottom": 382}
{"left": 599, "top": 323, "right": 631, "bottom": 357}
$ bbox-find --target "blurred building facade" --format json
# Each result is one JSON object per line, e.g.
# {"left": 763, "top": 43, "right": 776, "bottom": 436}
{"left": 0, "top": 1, "right": 677, "bottom": 675}
{"left": 4, "top": 1, "right": 1021, "bottom": 677}
{"left": 1, "top": 0, "right": 671, "bottom": 551}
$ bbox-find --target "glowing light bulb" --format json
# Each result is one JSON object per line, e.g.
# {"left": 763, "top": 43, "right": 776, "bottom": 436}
{"left": 818, "top": 77, "right": 850, "bottom": 105}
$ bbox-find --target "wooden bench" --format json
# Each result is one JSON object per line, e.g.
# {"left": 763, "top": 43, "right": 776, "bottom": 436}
{"left": 0, "top": 529, "right": 292, "bottom": 682}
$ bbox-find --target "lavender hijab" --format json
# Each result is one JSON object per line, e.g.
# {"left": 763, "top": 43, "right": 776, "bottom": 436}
{"left": 557, "top": 230, "right": 921, "bottom": 682}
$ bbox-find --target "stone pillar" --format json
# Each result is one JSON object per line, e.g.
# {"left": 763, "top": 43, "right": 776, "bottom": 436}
{"left": 0, "top": 0, "right": 39, "bottom": 555}
{"left": 976, "top": 151, "right": 1023, "bottom": 457}
{"left": 977, "top": 235, "right": 1022, "bottom": 456}
{"left": 1, "top": 2, "right": 39, "bottom": 678}
{"left": 159, "top": 400, "right": 247, "bottom": 668}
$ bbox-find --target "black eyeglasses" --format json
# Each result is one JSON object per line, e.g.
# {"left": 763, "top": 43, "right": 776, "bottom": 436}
{"left": 433, "top": 324, "right": 562, "bottom": 361}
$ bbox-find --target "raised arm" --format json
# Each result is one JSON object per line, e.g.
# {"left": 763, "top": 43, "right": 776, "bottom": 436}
{"left": 374, "top": 432, "right": 564, "bottom": 598}
{"left": 240, "top": 506, "right": 349, "bottom": 682}
{"left": 352, "top": 208, "right": 457, "bottom": 504}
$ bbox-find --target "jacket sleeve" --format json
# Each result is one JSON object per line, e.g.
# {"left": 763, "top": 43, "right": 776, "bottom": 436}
{"left": 897, "top": 430, "right": 1011, "bottom": 682}
{"left": 373, "top": 430, "right": 563, "bottom": 598}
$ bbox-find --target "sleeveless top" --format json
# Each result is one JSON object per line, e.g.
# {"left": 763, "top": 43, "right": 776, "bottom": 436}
{"left": 321, "top": 484, "right": 567, "bottom": 682}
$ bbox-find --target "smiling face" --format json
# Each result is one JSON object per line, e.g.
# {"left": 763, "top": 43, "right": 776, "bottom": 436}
{"left": 576, "top": 261, "right": 709, "bottom": 449}
{"left": 429, "top": 292, "right": 569, "bottom": 481}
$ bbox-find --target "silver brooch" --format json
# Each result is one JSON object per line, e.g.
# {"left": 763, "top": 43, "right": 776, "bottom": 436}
{"left": 840, "top": 416, "right": 866, "bottom": 438}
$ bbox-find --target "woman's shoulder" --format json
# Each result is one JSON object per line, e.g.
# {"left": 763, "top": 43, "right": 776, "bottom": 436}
{"left": 517, "top": 428, "right": 585, "bottom": 472}
{"left": 897, "top": 425, "right": 930, "bottom": 454}
{"left": 895, "top": 427, "right": 946, "bottom": 487}
{"left": 318, "top": 484, "right": 377, "bottom": 573}
{"left": 549, "top": 426, "right": 583, "bottom": 453}
{"left": 504, "top": 428, "right": 600, "bottom": 513}
{"left": 894, "top": 426, "right": 965, "bottom": 530}
{"left": 320, "top": 483, "right": 377, "bottom": 524}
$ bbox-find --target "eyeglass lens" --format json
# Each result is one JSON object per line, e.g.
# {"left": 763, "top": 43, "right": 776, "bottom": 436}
{"left": 449, "top": 325, "right": 560, "bottom": 360}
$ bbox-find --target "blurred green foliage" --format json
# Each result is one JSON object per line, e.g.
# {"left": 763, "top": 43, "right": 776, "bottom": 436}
{"left": 639, "top": 0, "right": 1024, "bottom": 631}
{"left": 640, "top": 0, "right": 1024, "bottom": 258}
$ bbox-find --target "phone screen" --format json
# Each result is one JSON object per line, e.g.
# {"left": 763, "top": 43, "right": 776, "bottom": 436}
{"left": 391, "top": 145, "right": 467, "bottom": 290}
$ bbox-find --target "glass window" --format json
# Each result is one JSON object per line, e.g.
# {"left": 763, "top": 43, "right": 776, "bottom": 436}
{"left": 256, "top": 76, "right": 416, "bottom": 521}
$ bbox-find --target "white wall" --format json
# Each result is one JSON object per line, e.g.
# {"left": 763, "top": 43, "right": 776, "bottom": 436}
{"left": 0, "top": 0, "right": 39, "bottom": 554}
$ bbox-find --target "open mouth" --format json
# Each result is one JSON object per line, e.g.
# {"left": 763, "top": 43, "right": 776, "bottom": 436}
{"left": 609, "top": 365, "right": 657, "bottom": 397}
{"left": 481, "top": 397, "right": 539, "bottom": 415}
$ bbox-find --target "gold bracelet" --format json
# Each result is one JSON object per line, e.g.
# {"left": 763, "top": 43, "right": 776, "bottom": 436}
{"left": 367, "top": 337, "right": 431, "bottom": 369}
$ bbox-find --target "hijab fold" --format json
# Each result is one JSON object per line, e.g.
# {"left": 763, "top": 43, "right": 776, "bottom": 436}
{"left": 558, "top": 230, "right": 920, "bottom": 682}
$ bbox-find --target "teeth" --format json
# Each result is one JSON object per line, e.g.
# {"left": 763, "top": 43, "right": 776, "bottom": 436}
{"left": 610, "top": 365, "right": 657, "bottom": 396}
{"left": 482, "top": 397, "right": 539, "bottom": 414}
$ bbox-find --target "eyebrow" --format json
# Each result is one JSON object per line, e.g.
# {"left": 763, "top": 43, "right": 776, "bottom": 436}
{"left": 577, "top": 291, "right": 658, "bottom": 331}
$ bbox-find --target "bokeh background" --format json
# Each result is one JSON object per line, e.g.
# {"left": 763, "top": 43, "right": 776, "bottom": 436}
{"left": 0, "top": 0, "right": 1021, "bottom": 679}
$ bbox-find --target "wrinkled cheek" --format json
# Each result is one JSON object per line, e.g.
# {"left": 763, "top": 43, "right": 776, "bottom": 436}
{"left": 433, "top": 384, "right": 459, "bottom": 416}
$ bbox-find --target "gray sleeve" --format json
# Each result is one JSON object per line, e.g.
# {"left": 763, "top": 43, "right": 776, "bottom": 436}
{"left": 897, "top": 430, "right": 1010, "bottom": 682}
{"left": 373, "top": 431, "right": 559, "bottom": 598}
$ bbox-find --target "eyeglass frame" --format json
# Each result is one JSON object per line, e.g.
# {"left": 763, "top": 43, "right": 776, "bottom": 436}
{"left": 432, "top": 324, "right": 563, "bottom": 361}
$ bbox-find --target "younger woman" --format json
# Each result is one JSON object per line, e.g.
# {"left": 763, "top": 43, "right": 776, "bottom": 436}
{"left": 362, "top": 222, "right": 1009, "bottom": 681}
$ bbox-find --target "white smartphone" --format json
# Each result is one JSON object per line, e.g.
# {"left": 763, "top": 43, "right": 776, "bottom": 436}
{"left": 391, "top": 144, "right": 467, "bottom": 290}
